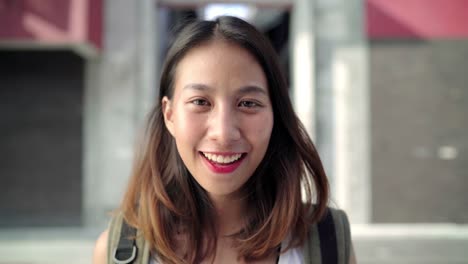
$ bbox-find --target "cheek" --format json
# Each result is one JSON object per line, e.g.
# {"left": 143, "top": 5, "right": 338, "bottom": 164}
{"left": 247, "top": 114, "right": 274, "bottom": 147}
{"left": 173, "top": 110, "right": 205, "bottom": 143}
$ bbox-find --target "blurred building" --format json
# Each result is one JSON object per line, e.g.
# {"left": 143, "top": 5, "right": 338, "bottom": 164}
{"left": 1, "top": 0, "right": 467, "bottom": 263}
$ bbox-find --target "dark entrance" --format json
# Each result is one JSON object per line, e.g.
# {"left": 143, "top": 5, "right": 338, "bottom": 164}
{"left": 0, "top": 50, "right": 83, "bottom": 227}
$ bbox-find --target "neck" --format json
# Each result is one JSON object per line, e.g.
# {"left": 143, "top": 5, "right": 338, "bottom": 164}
{"left": 210, "top": 194, "right": 247, "bottom": 236}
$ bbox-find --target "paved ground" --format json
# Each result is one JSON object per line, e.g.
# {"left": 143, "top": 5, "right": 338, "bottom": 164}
{"left": 355, "top": 238, "right": 468, "bottom": 264}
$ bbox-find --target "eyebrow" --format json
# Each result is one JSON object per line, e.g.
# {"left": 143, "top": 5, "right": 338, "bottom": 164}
{"left": 238, "top": 85, "right": 268, "bottom": 96}
{"left": 183, "top": 83, "right": 212, "bottom": 91}
{"left": 183, "top": 83, "right": 268, "bottom": 96}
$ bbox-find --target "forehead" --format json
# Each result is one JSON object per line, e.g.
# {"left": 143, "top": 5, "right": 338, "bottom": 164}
{"left": 173, "top": 39, "right": 268, "bottom": 94}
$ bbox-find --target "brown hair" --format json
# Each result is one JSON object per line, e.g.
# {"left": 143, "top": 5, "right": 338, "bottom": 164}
{"left": 120, "top": 16, "right": 329, "bottom": 263}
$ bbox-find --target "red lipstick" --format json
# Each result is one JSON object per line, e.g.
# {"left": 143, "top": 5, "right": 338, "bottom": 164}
{"left": 200, "top": 152, "right": 245, "bottom": 174}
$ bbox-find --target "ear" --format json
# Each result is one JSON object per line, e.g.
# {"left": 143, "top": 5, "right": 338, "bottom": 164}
{"left": 162, "top": 96, "right": 175, "bottom": 136}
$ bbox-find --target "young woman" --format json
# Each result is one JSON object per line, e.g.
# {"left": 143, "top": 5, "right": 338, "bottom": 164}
{"left": 93, "top": 16, "right": 355, "bottom": 264}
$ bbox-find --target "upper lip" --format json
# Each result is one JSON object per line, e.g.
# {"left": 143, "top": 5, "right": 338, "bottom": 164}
{"left": 200, "top": 151, "right": 245, "bottom": 155}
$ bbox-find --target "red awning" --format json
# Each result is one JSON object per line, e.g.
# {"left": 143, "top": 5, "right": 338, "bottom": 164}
{"left": 366, "top": 0, "right": 468, "bottom": 39}
{"left": 0, "top": 0, "right": 102, "bottom": 56}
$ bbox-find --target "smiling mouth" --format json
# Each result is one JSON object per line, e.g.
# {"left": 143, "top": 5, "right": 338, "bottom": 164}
{"left": 199, "top": 151, "right": 246, "bottom": 174}
{"left": 200, "top": 152, "right": 246, "bottom": 165}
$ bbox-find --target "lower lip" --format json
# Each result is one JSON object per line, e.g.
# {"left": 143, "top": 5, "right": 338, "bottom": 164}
{"left": 201, "top": 153, "right": 245, "bottom": 174}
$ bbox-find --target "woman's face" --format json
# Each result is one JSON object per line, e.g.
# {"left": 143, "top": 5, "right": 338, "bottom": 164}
{"left": 162, "top": 39, "right": 274, "bottom": 199}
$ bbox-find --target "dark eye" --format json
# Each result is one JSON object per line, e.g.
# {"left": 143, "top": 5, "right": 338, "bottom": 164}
{"left": 239, "top": 100, "right": 259, "bottom": 108}
{"left": 192, "top": 99, "right": 210, "bottom": 106}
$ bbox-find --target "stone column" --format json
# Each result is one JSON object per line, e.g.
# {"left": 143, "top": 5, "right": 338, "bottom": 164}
{"left": 313, "top": 0, "right": 370, "bottom": 223}
{"left": 291, "top": 0, "right": 316, "bottom": 139}
{"left": 83, "top": 0, "right": 158, "bottom": 227}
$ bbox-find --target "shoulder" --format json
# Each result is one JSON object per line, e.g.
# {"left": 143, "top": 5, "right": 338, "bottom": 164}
{"left": 92, "top": 213, "right": 126, "bottom": 264}
{"left": 327, "top": 207, "right": 350, "bottom": 227}
{"left": 305, "top": 204, "right": 350, "bottom": 230}
{"left": 326, "top": 207, "right": 351, "bottom": 242}
{"left": 303, "top": 207, "right": 353, "bottom": 264}
{"left": 328, "top": 208, "right": 353, "bottom": 264}
{"left": 93, "top": 229, "right": 109, "bottom": 264}
{"left": 101, "top": 213, "right": 151, "bottom": 264}
{"left": 327, "top": 207, "right": 349, "bottom": 220}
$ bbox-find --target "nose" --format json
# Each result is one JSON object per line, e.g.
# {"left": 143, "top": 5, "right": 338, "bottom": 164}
{"left": 207, "top": 105, "right": 241, "bottom": 145}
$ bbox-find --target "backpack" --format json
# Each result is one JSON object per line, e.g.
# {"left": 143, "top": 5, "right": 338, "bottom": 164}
{"left": 107, "top": 207, "right": 351, "bottom": 264}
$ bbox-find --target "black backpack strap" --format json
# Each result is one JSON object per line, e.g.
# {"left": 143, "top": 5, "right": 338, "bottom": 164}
{"left": 317, "top": 208, "right": 338, "bottom": 264}
{"left": 113, "top": 220, "right": 138, "bottom": 264}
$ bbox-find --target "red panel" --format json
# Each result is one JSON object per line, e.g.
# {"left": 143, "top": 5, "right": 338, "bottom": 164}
{"left": 0, "top": 0, "right": 102, "bottom": 50}
{"left": 366, "top": 0, "right": 468, "bottom": 39}
{"left": 88, "top": 0, "right": 103, "bottom": 49}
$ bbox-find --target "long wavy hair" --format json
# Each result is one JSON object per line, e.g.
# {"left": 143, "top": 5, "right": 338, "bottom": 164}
{"left": 120, "top": 16, "right": 329, "bottom": 263}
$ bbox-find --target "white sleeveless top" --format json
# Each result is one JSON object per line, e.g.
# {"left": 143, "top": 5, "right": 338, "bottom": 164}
{"left": 149, "top": 243, "right": 304, "bottom": 263}
{"left": 278, "top": 246, "right": 304, "bottom": 264}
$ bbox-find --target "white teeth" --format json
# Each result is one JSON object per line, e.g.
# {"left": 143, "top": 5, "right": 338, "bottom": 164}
{"left": 202, "top": 152, "right": 243, "bottom": 164}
